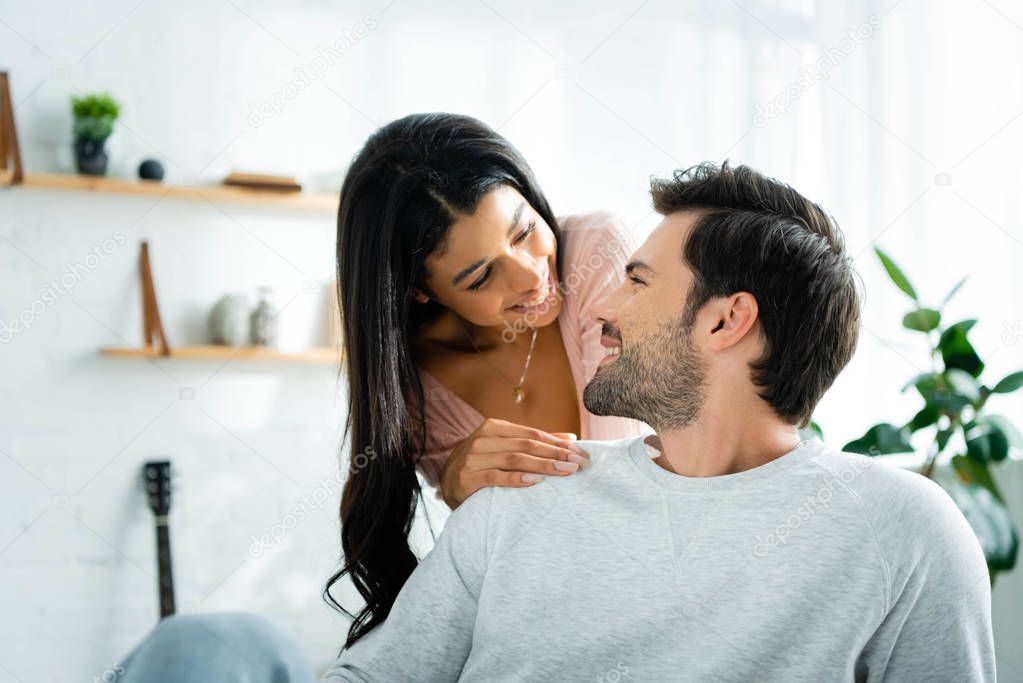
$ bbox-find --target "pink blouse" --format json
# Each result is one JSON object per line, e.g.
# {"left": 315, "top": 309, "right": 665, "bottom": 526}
{"left": 415, "top": 211, "right": 653, "bottom": 489}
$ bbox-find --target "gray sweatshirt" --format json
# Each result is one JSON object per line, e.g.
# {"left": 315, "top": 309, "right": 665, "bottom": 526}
{"left": 323, "top": 435, "right": 995, "bottom": 682}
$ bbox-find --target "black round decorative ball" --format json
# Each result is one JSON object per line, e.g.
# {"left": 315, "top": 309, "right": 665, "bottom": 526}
{"left": 138, "top": 159, "right": 165, "bottom": 181}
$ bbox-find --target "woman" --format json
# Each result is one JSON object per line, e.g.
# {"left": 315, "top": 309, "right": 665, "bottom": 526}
{"left": 328, "top": 112, "right": 651, "bottom": 650}
{"left": 116, "top": 113, "right": 649, "bottom": 681}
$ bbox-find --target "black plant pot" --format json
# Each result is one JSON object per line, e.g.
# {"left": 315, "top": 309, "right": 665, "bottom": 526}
{"left": 74, "top": 138, "right": 109, "bottom": 176}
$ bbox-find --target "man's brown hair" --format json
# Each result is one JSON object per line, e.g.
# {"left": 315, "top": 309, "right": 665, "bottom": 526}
{"left": 650, "top": 161, "right": 861, "bottom": 427}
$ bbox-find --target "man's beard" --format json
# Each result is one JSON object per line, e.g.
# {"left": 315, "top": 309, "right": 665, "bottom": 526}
{"left": 583, "top": 308, "right": 706, "bottom": 431}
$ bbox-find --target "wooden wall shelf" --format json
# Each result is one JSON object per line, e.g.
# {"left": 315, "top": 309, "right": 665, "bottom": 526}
{"left": 101, "top": 345, "right": 342, "bottom": 363}
{"left": 16, "top": 173, "right": 339, "bottom": 213}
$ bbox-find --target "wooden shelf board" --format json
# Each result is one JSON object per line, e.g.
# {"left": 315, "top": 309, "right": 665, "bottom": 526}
{"left": 18, "top": 173, "right": 339, "bottom": 213}
{"left": 101, "top": 345, "right": 342, "bottom": 363}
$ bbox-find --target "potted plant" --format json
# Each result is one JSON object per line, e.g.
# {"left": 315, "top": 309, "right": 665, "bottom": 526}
{"left": 71, "top": 92, "right": 120, "bottom": 176}
{"left": 842, "top": 247, "right": 1021, "bottom": 582}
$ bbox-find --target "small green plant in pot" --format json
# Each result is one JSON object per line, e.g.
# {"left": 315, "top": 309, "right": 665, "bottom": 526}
{"left": 843, "top": 247, "right": 1021, "bottom": 582}
{"left": 71, "top": 93, "right": 120, "bottom": 176}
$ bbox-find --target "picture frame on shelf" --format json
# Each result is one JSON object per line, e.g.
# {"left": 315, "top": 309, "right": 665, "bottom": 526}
{"left": 0, "top": 71, "right": 24, "bottom": 186}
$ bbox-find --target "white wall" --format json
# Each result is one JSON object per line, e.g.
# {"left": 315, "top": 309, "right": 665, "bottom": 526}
{"left": 1, "top": 0, "right": 1022, "bottom": 680}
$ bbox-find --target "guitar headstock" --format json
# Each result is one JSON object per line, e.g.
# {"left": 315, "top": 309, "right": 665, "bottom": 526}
{"left": 143, "top": 460, "right": 172, "bottom": 517}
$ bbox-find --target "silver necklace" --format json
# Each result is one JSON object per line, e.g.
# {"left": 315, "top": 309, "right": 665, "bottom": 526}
{"left": 464, "top": 324, "right": 539, "bottom": 404}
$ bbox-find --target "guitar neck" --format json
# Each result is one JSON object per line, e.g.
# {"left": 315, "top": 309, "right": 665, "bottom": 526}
{"left": 154, "top": 520, "right": 176, "bottom": 618}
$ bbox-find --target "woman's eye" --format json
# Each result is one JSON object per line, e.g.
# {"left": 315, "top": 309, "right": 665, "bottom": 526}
{"left": 629, "top": 276, "right": 645, "bottom": 286}
{"left": 468, "top": 269, "right": 491, "bottom": 291}
{"left": 468, "top": 222, "right": 535, "bottom": 292}
{"left": 514, "top": 221, "right": 536, "bottom": 244}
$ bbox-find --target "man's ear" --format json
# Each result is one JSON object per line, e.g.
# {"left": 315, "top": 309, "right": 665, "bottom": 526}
{"left": 706, "top": 292, "right": 758, "bottom": 350}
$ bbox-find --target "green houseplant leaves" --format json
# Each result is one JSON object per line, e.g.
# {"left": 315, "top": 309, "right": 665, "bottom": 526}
{"left": 843, "top": 423, "right": 913, "bottom": 455}
{"left": 942, "top": 480, "right": 1018, "bottom": 572}
{"left": 939, "top": 320, "right": 985, "bottom": 378}
{"left": 71, "top": 93, "right": 120, "bottom": 142}
{"left": 842, "top": 247, "right": 1021, "bottom": 580}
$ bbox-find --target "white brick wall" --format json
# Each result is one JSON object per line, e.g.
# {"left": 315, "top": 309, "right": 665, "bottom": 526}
{"left": 0, "top": 187, "right": 366, "bottom": 680}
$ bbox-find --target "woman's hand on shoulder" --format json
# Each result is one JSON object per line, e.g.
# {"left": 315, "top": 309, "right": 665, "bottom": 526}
{"left": 438, "top": 418, "right": 590, "bottom": 510}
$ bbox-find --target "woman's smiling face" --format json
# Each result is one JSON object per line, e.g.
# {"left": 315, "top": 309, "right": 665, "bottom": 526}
{"left": 417, "top": 184, "right": 562, "bottom": 330}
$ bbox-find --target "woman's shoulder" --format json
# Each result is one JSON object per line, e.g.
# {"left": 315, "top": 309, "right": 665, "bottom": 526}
{"left": 554, "top": 211, "right": 636, "bottom": 309}
{"left": 556, "top": 210, "right": 631, "bottom": 241}
{"left": 556, "top": 210, "right": 636, "bottom": 270}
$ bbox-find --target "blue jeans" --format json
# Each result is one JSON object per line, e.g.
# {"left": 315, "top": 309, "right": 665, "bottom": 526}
{"left": 119, "top": 612, "right": 317, "bottom": 683}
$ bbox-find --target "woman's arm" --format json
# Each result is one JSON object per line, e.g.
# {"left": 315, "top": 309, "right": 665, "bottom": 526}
{"left": 437, "top": 418, "right": 589, "bottom": 509}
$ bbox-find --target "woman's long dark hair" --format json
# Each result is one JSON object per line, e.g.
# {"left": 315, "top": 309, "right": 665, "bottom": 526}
{"left": 325, "top": 113, "right": 564, "bottom": 649}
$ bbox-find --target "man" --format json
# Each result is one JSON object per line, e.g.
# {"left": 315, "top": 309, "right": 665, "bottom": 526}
{"left": 323, "top": 162, "right": 994, "bottom": 682}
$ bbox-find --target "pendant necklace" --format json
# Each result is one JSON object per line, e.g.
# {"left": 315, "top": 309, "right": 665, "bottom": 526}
{"left": 463, "top": 324, "right": 539, "bottom": 404}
